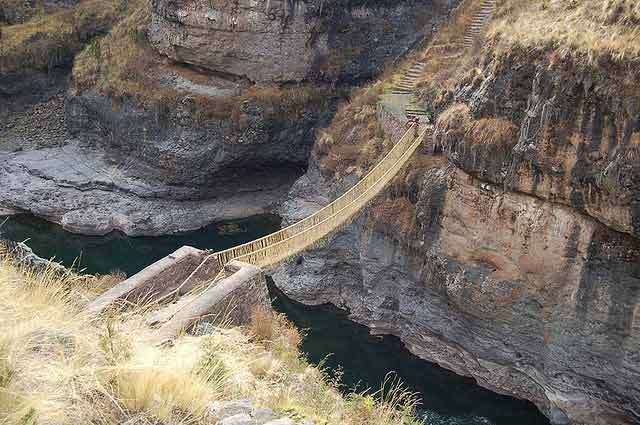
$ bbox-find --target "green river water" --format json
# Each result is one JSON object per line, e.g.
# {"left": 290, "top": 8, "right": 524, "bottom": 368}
{"left": 1, "top": 214, "right": 549, "bottom": 425}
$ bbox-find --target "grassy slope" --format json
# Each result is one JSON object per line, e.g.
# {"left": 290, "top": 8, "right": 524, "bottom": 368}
{"left": 0, "top": 0, "right": 125, "bottom": 73}
{"left": 490, "top": 0, "right": 640, "bottom": 65}
{"left": 0, "top": 251, "right": 422, "bottom": 425}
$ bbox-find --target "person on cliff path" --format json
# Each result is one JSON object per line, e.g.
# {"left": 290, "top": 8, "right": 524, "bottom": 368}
{"left": 406, "top": 116, "right": 419, "bottom": 138}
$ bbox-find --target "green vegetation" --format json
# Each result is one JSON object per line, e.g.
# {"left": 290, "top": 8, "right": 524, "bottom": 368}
{"left": 0, "top": 249, "right": 423, "bottom": 425}
{"left": 0, "top": 0, "right": 127, "bottom": 73}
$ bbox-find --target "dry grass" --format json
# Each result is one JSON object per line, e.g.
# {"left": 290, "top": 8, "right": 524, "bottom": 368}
{"left": 0, "top": 253, "right": 423, "bottom": 425}
{"left": 250, "top": 305, "right": 275, "bottom": 342}
{"left": 467, "top": 117, "right": 519, "bottom": 152}
{"left": 0, "top": 0, "right": 31, "bottom": 24}
{"left": 72, "top": 0, "right": 335, "bottom": 124}
{"left": 0, "top": 0, "right": 68, "bottom": 25}
{"left": 369, "top": 197, "right": 419, "bottom": 240}
{"left": 489, "top": 0, "right": 640, "bottom": 64}
{"left": 0, "top": 0, "right": 125, "bottom": 73}
{"left": 314, "top": 83, "right": 390, "bottom": 178}
{"left": 72, "top": 0, "right": 158, "bottom": 103}
{"left": 435, "top": 104, "right": 519, "bottom": 156}
{"left": 413, "top": 0, "right": 487, "bottom": 109}
{"left": 435, "top": 103, "right": 473, "bottom": 144}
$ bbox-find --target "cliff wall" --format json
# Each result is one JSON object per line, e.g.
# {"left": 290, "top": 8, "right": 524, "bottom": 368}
{"left": 271, "top": 4, "right": 640, "bottom": 423}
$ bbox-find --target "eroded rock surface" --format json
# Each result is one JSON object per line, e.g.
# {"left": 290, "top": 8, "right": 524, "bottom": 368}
{"left": 0, "top": 142, "right": 291, "bottom": 235}
{"left": 439, "top": 51, "right": 640, "bottom": 239}
{"left": 149, "top": 0, "right": 454, "bottom": 83}
{"left": 272, "top": 49, "right": 640, "bottom": 425}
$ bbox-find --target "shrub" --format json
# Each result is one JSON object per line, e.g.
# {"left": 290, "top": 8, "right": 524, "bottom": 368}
{"left": 250, "top": 305, "right": 275, "bottom": 342}
{"left": 467, "top": 117, "right": 519, "bottom": 153}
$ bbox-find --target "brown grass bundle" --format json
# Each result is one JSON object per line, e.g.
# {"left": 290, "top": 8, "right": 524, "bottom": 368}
{"left": 467, "top": 117, "right": 519, "bottom": 152}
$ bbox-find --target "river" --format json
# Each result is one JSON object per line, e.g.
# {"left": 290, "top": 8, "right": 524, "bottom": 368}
{"left": 1, "top": 214, "right": 549, "bottom": 425}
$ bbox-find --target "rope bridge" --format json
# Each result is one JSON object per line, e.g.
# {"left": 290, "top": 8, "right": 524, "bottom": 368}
{"left": 202, "top": 123, "right": 430, "bottom": 277}
{"left": 85, "top": 122, "right": 430, "bottom": 321}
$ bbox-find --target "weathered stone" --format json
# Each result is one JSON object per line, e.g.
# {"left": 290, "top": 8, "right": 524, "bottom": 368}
{"left": 272, "top": 57, "right": 640, "bottom": 424}
{"left": 86, "top": 246, "right": 207, "bottom": 316}
{"left": 209, "top": 399, "right": 254, "bottom": 418}
{"left": 263, "top": 419, "right": 294, "bottom": 425}
{"left": 438, "top": 52, "right": 640, "bottom": 240}
{"left": 218, "top": 413, "right": 253, "bottom": 425}
{"left": 251, "top": 408, "right": 276, "bottom": 423}
{"left": 149, "top": 0, "right": 455, "bottom": 83}
{"left": 153, "top": 260, "right": 269, "bottom": 343}
{"left": 0, "top": 240, "right": 66, "bottom": 274}
{"left": 0, "top": 142, "right": 290, "bottom": 236}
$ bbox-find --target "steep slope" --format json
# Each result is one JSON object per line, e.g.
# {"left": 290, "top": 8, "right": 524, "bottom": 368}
{"left": 272, "top": 1, "right": 640, "bottom": 424}
{"left": 0, "top": 0, "right": 460, "bottom": 235}
{"left": 0, "top": 248, "right": 423, "bottom": 425}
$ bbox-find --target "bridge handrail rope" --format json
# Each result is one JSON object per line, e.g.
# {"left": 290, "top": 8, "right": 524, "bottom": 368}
{"left": 232, "top": 127, "right": 429, "bottom": 269}
{"left": 208, "top": 123, "right": 429, "bottom": 272}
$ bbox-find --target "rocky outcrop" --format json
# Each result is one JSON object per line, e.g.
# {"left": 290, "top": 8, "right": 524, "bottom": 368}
{"left": 64, "top": 89, "right": 325, "bottom": 188}
{"left": 0, "top": 69, "right": 329, "bottom": 235}
{"left": 0, "top": 0, "right": 462, "bottom": 236}
{"left": 438, "top": 50, "right": 640, "bottom": 239}
{"left": 0, "top": 0, "right": 79, "bottom": 24}
{"left": 271, "top": 48, "right": 640, "bottom": 425}
{"left": 208, "top": 399, "right": 310, "bottom": 425}
{"left": 149, "top": 0, "right": 455, "bottom": 83}
{"left": 0, "top": 69, "right": 69, "bottom": 151}
{"left": 0, "top": 141, "right": 292, "bottom": 235}
{"left": 0, "top": 239, "right": 67, "bottom": 273}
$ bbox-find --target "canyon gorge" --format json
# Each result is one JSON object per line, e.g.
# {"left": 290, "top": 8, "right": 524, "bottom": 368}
{"left": 1, "top": 0, "right": 639, "bottom": 424}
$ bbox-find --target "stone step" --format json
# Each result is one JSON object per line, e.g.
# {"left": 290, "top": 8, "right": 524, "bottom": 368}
{"left": 146, "top": 292, "right": 201, "bottom": 328}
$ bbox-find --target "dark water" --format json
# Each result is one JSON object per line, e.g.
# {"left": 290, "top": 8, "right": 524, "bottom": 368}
{"left": 0, "top": 214, "right": 281, "bottom": 276}
{"left": 272, "top": 286, "right": 550, "bottom": 425}
{"left": 1, "top": 214, "right": 549, "bottom": 425}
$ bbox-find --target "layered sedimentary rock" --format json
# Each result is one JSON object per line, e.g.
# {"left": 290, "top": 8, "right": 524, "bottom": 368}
{"left": 149, "top": 0, "right": 451, "bottom": 83}
{"left": 272, "top": 48, "right": 640, "bottom": 424}
{"left": 442, "top": 50, "right": 640, "bottom": 239}
{"left": 0, "top": 0, "right": 460, "bottom": 235}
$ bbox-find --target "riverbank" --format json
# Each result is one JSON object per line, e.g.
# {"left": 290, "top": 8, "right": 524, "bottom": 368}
{"left": 0, "top": 249, "right": 423, "bottom": 425}
{"left": 0, "top": 214, "right": 549, "bottom": 425}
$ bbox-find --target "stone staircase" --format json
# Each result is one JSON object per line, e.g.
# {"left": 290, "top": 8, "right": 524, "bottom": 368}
{"left": 382, "top": 0, "right": 497, "bottom": 123}
{"left": 463, "top": 0, "right": 497, "bottom": 49}
{"left": 387, "top": 60, "right": 431, "bottom": 121}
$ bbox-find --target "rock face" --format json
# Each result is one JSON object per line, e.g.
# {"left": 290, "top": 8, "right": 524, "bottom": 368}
{"left": 0, "top": 141, "right": 292, "bottom": 235}
{"left": 271, "top": 51, "right": 640, "bottom": 424}
{"left": 442, "top": 50, "right": 640, "bottom": 240}
{"left": 0, "top": 0, "right": 461, "bottom": 235}
{"left": 64, "top": 89, "right": 323, "bottom": 188}
{"left": 149, "top": 0, "right": 454, "bottom": 83}
{"left": 0, "top": 66, "right": 328, "bottom": 235}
